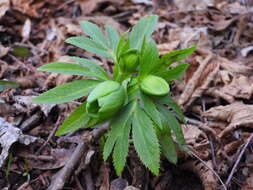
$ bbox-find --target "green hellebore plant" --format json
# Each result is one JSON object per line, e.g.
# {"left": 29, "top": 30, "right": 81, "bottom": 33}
{"left": 86, "top": 81, "right": 126, "bottom": 119}
{"left": 32, "top": 15, "right": 197, "bottom": 176}
{"left": 119, "top": 49, "right": 139, "bottom": 73}
{"left": 140, "top": 75, "right": 169, "bottom": 96}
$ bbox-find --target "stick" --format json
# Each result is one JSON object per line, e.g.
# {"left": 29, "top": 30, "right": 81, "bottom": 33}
{"left": 47, "top": 123, "right": 109, "bottom": 190}
{"left": 225, "top": 133, "right": 253, "bottom": 187}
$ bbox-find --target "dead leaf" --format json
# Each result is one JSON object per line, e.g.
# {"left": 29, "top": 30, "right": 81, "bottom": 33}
{"left": 0, "top": 44, "right": 9, "bottom": 58}
{"left": 21, "top": 19, "right": 31, "bottom": 41}
{"left": 0, "top": 117, "right": 37, "bottom": 167}
{"left": 174, "top": 0, "right": 214, "bottom": 11}
{"left": 203, "top": 102, "right": 253, "bottom": 138}
{"left": 241, "top": 46, "right": 253, "bottom": 57}
{"left": 0, "top": 0, "right": 9, "bottom": 19}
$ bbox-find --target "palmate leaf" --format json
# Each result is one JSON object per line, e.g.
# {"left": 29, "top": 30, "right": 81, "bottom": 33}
{"left": 158, "top": 111, "right": 177, "bottom": 164}
{"left": 112, "top": 119, "right": 131, "bottom": 175}
{"left": 157, "top": 104, "right": 187, "bottom": 151}
{"left": 69, "top": 56, "right": 110, "bottom": 80}
{"left": 159, "top": 46, "right": 197, "bottom": 66}
{"left": 105, "top": 25, "right": 120, "bottom": 52}
{"left": 103, "top": 101, "right": 136, "bottom": 175}
{"left": 139, "top": 40, "right": 159, "bottom": 77}
{"left": 38, "top": 62, "right": 108, "bottom": 81}
{"left": 139, "top": 92, "right": 162, "bottom": 129}
{"left": 129, "top": 15, "right": 158, "bottom": 50}
{"left": 132, "top": 104, "right": 160, "bottom": 175}
{"left": 65, "top": 37, "right": 113, "bottom": 58}
{"left": 55, "top": 102, "right": 90, "bottom": 136}
{"left": 157, "top": 95, "right": 185, "bottom": 122}
{"left": 156, "top": 64, "right": 189, "bottom": 82}
{"left": 80, "top": 21, "right": 109, "bottom": 49}
{"left": 32, "top": 80, "right": 100, "bottom": 104}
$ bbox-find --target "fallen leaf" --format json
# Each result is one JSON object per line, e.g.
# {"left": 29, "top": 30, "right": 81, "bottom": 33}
{"left": 0, "top": 0, "right": 9, "bottom": 19}
{"left": 0, "top": 117, "right": 37, "bottom": 167}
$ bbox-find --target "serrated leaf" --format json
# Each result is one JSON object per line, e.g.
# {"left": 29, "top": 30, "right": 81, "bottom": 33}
{"left": 80, "top": 21, "right": 109, "bottom": 48}
{"left": 103, "top": 101, "right": 136, "bottom": 161}
{"left": 157, "top": 104, "right": 187, "bottom": 151}
{"left": 159, "top": 46, "right": 197, "bottom": 66}
{"left": 140, "top": 40, "right": 159, "bottom": 77}
{"left": 158, "top": 112, "right": 177, "bottom": 164}
{"left": 156, "top": 64, "right": 189, "bottom": 82}
{"left": 129, "top": 15, "right": 158, "bottom": 49}
{"left": 113, "top": 119, "right": 131, "bottom": 175}
{"left": 55, "top": 102, "right": 90, "bottom": 136}
{"left": 157, "top": 95, "right": 185, "bottom": 122}
{"left": 132, "top": 105, "right": 160, "bottom": 175}
{"left": 69, "top": 56, "right": 110, "bottom": 80}
{"left": 140, "top": 92, "right": 162, "bottom": 129}
{"left": 32, "top": 80, "right": 100, "bottom": 104}
{"left": 65, "top": 36, "right": 112, "bottom": 58}
{"left": 0, "top": 80, "right": 19, "bottom": 91}
{"left": 159, "top": 131, "right": 177, "bottom": 164}
{"left": 105, "top": 25, "right": 120, "bottom": 52}
{"left": 38, "top": 62, "right": 106, "bottom": 80}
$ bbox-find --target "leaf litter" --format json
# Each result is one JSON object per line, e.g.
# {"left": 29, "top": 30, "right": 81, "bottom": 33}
{"left": 1, "top": 0, "right": 253, "bottom": 189}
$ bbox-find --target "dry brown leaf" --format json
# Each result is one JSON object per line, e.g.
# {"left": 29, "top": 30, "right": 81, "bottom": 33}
{"left": 174, "top": 0, "right": 214, "bottom": 11}
{"left": 157, "top": 41, "right": 180, "bottom": 55}
{"left": 0, "top": 44, "right": 9, "bottom": 58}
{"left": 21, "top": 18, "right": 32, "bottom": 41}
{"left": 11, "top": 0, "right": 44, "bottom": 17}
{"left": 0, "top": 0, "right": 9, "bottom": 19}
{"left": 219, "top": 75, "right": 253, "bottom": 100}
{"left": 242, "top": 171, "right": 253, "bottom": 190}
{"left": 168, "top": 27, "right": 209, "bottom": 49}
{"left": 0, "top": 117, "right": 37, "bottom": 167}
{"left": 203, "top": 102, "right": 253, "bottom": 138}
{"left": 181, "top": 160, "right": 217, "bottom": 190}
{"left": 78, "top": 0, "right": 124, "bottom": 15}
{"left": 178, "top": 50, "right": 220, "bottom": 110}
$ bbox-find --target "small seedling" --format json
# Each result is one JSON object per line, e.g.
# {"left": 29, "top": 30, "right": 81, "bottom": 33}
{"left": 32, "top": 15, "right": 196, "bottom": 175}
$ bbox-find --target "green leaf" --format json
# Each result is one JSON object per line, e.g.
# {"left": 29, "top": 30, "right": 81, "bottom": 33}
{"left": 38, "top": 62, "right": 106, "bottom": 80}
{"left": 140, "top": 40, "right": 159, "bottom": 77}
{"left": 65, "top": 36, "right": 112, "bottom": 58}
{"left": 103, "top": 101, "right": 136, "bottom": 162}
{"left": 159, "top": 46, "right": 197, "bottom": 66}
{"left": 157, "top": 95, "right": 185, "bottom": 122}
{"left": 129, "top": 15, "right": 158, "bottom": 49}
{"left": 32, "top": 80, "right": 100, "bottom": 104}
{"left": 157, "top": 104, "right": 187, "bottom": 151}
{"left": 132, "top": 104, "right": 160, "bottom": 175}
{"left": 80, "top": 21, "right": 109, "bottom": 48}
{"left": 159, "top": 131, "right": 177, "bottom": 164}
{"left": 69, "top": 56, "right": 110, "bottom": 80}
{"left": 105, "top": 25, "right": 120, "bottom": 52}
{"left": 156, "top": 64, "right": 189, "bottom": 82}
{"left": 0, "top": 80, "right": 19, "bottom": 91}
{"left": 140, "top": 92, "right": 162, "bottom": 129}
{"left": 55, "top": 102, "right": 90, "bottom": 136}
{"left": 113, "top": 119, "right": 131, "bottom": 175}
{"left": 13, "top": 46, "right": 31, "bottom": 57}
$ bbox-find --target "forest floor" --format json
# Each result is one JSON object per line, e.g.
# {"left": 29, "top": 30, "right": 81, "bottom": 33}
{"left": 1, "top": 0, "right": 253, "bottom": 189}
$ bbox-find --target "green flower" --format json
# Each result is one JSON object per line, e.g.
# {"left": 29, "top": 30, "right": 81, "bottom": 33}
{"left": 86, "top": 81, "right": 126, "bottom": 119}
{"left": 119, "top": 49, "right": 139, "bottom": 73}
{"left": 140, "top": 75, "right": 170, "bottom": 96}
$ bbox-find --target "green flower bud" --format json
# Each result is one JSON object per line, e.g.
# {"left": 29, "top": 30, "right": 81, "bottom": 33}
{"left": 86, "top": 81, "right": 126, "bottom": 119}
{"left": 140, "top": 75, "right": 170, "bottom": 96}
{"left": 119, "top": 49, "right": 139, "bottom": 73}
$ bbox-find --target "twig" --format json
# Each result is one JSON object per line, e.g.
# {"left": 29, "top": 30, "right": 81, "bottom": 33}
{"left": 189, "top": 149, "right": 227, "bottom": 190}
{"left": 225, "top": 133, "right": 253, "bottom": 187}
{"left": 47, "top": 123, "right": 109, "bottom": 190}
